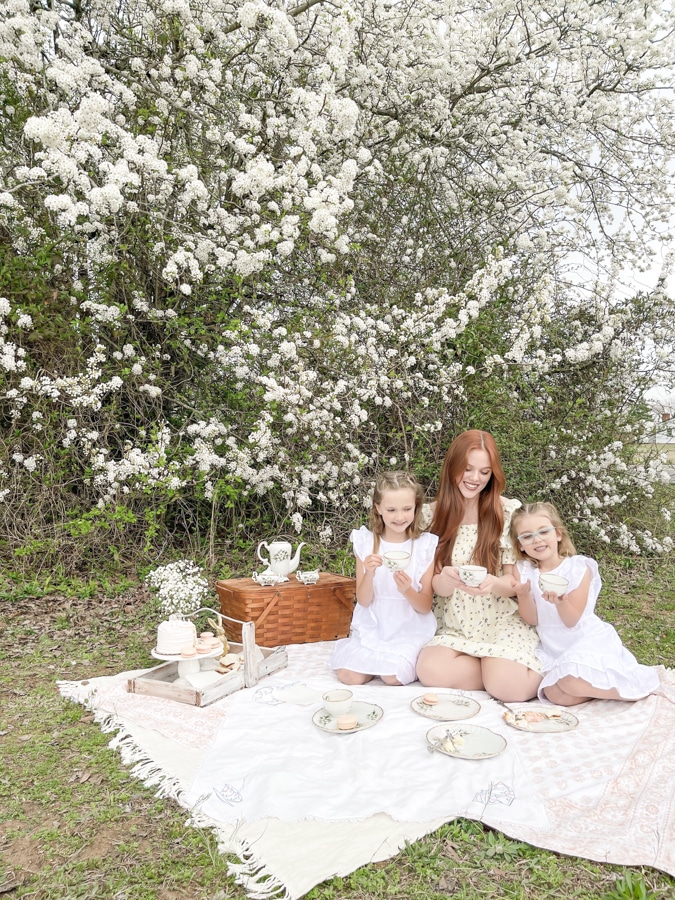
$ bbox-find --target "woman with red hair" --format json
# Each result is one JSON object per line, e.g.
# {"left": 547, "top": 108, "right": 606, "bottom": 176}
{"left": 416, "top": 430, "right": 542, "bottom": 701}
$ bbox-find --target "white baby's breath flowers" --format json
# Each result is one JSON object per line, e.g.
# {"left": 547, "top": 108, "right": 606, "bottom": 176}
{"left": 145, "top": 559, "right": 209, "bottom": 616}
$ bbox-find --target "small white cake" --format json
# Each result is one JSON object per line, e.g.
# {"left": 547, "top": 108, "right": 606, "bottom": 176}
{"left": 156, "top": 616, "right": 197, "bottom": 655}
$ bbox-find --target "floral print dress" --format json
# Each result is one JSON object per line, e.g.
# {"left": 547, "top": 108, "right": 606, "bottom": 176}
{"left": 426, "top": 497, "right": 542, "bottom": 672}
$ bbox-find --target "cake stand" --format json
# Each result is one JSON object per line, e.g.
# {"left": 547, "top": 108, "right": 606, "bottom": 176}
{"left": 151, "top": 642, "right": 224, "bottom": 681}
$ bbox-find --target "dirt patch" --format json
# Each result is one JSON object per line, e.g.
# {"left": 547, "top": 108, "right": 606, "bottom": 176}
{"left": 73, "top": 822, "right": 131, "bottom": 861}
{"left": 0, "top": 802, "right": 44, "bottom": 835}
{"left": 0, "top": 833, "right": 44, "bottom": 875}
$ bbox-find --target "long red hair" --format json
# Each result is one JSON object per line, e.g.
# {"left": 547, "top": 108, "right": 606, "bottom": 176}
{"left": 430, "top": 430, "right": 506, "bottom": 574}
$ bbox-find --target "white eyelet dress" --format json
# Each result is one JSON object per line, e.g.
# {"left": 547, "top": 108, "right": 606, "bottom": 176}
{"left": 517, "top": 555, "right": 659, "bottom": 701}
{"left": 330, "top": 527, "right": 439, "bottom": 685}
{"left": 425, "top": 497, "right": 542, "bottom": 673}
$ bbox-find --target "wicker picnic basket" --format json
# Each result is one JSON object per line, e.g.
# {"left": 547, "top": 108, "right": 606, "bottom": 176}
{"left": 215, "top": 572, "right": 356, "bottom": 646}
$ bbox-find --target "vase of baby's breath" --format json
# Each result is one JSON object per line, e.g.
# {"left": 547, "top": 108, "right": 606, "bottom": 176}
{"left": 145, "top": 559, "right": 209, "bottom": 617}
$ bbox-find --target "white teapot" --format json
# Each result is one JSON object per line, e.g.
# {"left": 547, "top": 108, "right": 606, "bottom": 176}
{"left": 257, "top": 539, "right": 306, "bottom": 577}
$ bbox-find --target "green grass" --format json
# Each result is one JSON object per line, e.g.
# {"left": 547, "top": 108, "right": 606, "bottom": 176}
{"left": 1, "top": 551, "right": 673, "bottom": 899}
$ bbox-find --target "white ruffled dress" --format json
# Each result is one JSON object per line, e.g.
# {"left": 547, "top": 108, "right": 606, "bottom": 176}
{"left": 516, "top": 556, "right": 659, "bottom": 702}
{"left": 330, "top": 527, "right": 439, "bottom": 685}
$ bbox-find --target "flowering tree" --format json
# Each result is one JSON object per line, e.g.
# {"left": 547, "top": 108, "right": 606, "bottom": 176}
{"left": 0, "top": 0, "right": 673, "bottom": 570}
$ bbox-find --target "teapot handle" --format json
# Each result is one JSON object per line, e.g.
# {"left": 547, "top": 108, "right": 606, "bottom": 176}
{"left": 257, "top": 541, "right": 270, "bottom": 565}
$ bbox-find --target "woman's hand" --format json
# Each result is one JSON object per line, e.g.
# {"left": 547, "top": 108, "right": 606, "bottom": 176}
{"left": 432, "top": 565, "right": 464, "bottom": 596}
{"left": 473, "top": 573, "right": 501, "bottom": 595}
{"left": 433, "top": 567, "right": 518, "bottom": 598}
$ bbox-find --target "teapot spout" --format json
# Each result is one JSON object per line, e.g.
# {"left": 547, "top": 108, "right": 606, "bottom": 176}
{"left": 288, "top": 542, "right": 306, "bottom": 574}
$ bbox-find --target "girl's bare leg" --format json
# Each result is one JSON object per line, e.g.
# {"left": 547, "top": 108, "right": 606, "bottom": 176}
{"left": 544, "top": 676, "right": 622, "bottom": 706}
{"left": 482, "top": 658, "right": 542, "bottom": 702}
{"left": 380, "top": 675, "right": 403, "bottom": 685}
{"left": 415, "top": 646, "right": 484, "bottom": 690}
{"left": 335, "top": 669, "right": 373, "bottom": 685}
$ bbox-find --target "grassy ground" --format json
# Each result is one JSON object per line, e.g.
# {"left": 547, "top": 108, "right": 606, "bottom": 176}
{"left": 1, "top": 556, "right": 673, "bottom": 900}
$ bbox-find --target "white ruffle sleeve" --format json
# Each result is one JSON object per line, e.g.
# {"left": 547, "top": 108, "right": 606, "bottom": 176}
{"left": 412, "top": 531, "right": 438, "bottom": 579}
{"left": 351, "top": 525, "right": 375, "bottom": 560}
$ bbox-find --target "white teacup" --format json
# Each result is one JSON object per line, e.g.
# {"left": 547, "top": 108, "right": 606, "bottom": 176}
{"left": 252, "top": 571, "right": 284, "bottom": 587}
{"left": 539, "top": 573, "right": 569, "bottom": 596}
{"left": 459, "top": 565, "right": 488, "bottom": 586}
{"left": 322, "top": 689, "right": 353, "bottom": 717}
{"left": 383, "top": 550, "right": 411, "bottom": 571}
{"left": 296, "top": 569, "right": 320, "bottom": 584}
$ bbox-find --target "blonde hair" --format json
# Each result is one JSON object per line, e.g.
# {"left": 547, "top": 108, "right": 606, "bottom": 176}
{"left": 510, "top": 501, "right": 576, "bottom": 565}
{"left": 368, "top": 471, "right": 425, "bottom": 554}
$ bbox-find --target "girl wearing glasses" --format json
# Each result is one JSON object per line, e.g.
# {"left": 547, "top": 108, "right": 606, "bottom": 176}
{"left": 416, "top": 430, "right": 543, "bottom": 702}
{"left": 510, "top": 502, "right": 659, "bottom": 706}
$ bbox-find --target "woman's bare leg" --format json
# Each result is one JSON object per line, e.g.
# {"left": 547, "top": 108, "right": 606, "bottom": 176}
{"left": 335, "top": 669, "right": 373, "bottom": 685}
{"left": 415, "top": 646, "right": 484, "bottom": 690}
{"left": 544, "top": 676, "right": 622, "bottom": 706}
{"left": 481, "top": 658, "right": 542, "bottom": 702}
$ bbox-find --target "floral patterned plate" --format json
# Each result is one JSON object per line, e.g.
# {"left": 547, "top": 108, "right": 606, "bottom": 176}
{"left": 312, "top": 701, "right": 384, "bottom": 735}
{"left": 426, "top": 723, "right": 507, "bottom": 759}
{"left": 501, "top": 704, "right": 578, "bottom": 733}
{"left": 411, "top": 692, "right": 480, "bottom": 721}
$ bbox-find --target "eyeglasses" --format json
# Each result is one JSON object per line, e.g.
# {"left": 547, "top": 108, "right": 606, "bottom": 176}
{"left": 517, "top": 526, "right": 556, "bottom": 545}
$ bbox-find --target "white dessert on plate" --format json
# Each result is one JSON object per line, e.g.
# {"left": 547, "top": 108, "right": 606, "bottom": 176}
{"left": 156, "top": 615, "right": 197, "bottom": 655}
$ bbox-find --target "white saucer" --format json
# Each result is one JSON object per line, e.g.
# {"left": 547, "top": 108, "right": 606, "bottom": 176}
{"left": 411, "top": 692, "right": 480, "bottom": 721}
{"left": 312, "top": 701, "right": 383, "bottom": 734}
{"left": 426, "top": 723, "right": 507, "bottom": 759}
{"left": 501, "top": 704, "right": 578, "bottom": 733}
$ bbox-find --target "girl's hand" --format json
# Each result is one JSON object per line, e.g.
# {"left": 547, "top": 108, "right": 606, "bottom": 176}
{"left": 542, "top": 590, "right": 568, "bottom": 606}
{"left": 512, "top": 578, "right": 533, "bottom": 601}
{"left": 393, "top": 569, "right": 413, "bottom": 595}
{"left": 363, "top": 554, "right": 383, "bottom": 574}
{"left": 511, "top": 576, "right": 538, "bottom": 625}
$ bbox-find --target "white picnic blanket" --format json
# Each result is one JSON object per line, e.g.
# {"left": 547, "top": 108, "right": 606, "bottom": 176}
{"left": 59, "top": 642, "right": 675, "bottom": 899}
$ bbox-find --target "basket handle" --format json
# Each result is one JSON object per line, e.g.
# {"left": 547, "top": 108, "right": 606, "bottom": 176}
{"left": 331, "top": 586, "right": 356, "bottom": 611}
{"left": 255, "top": 591, "right": 283, "bottom": 628}
{"left": 188, "top": 606, "right": 252, "bottom": 629}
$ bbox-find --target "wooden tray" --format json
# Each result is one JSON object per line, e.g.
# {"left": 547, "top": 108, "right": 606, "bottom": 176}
{"left": 127, "top": 615, "right": 288, "bottom": 707}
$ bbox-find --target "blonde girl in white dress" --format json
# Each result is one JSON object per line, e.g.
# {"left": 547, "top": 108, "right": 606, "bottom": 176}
{"left": 510, "top": 501, "right": 659, "bottom": 706}
{"left": 416, "top": 430, "right": 543, "bottom": 702}
{"left": 330, "top": 472, "right": 438, "bottom": 686}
